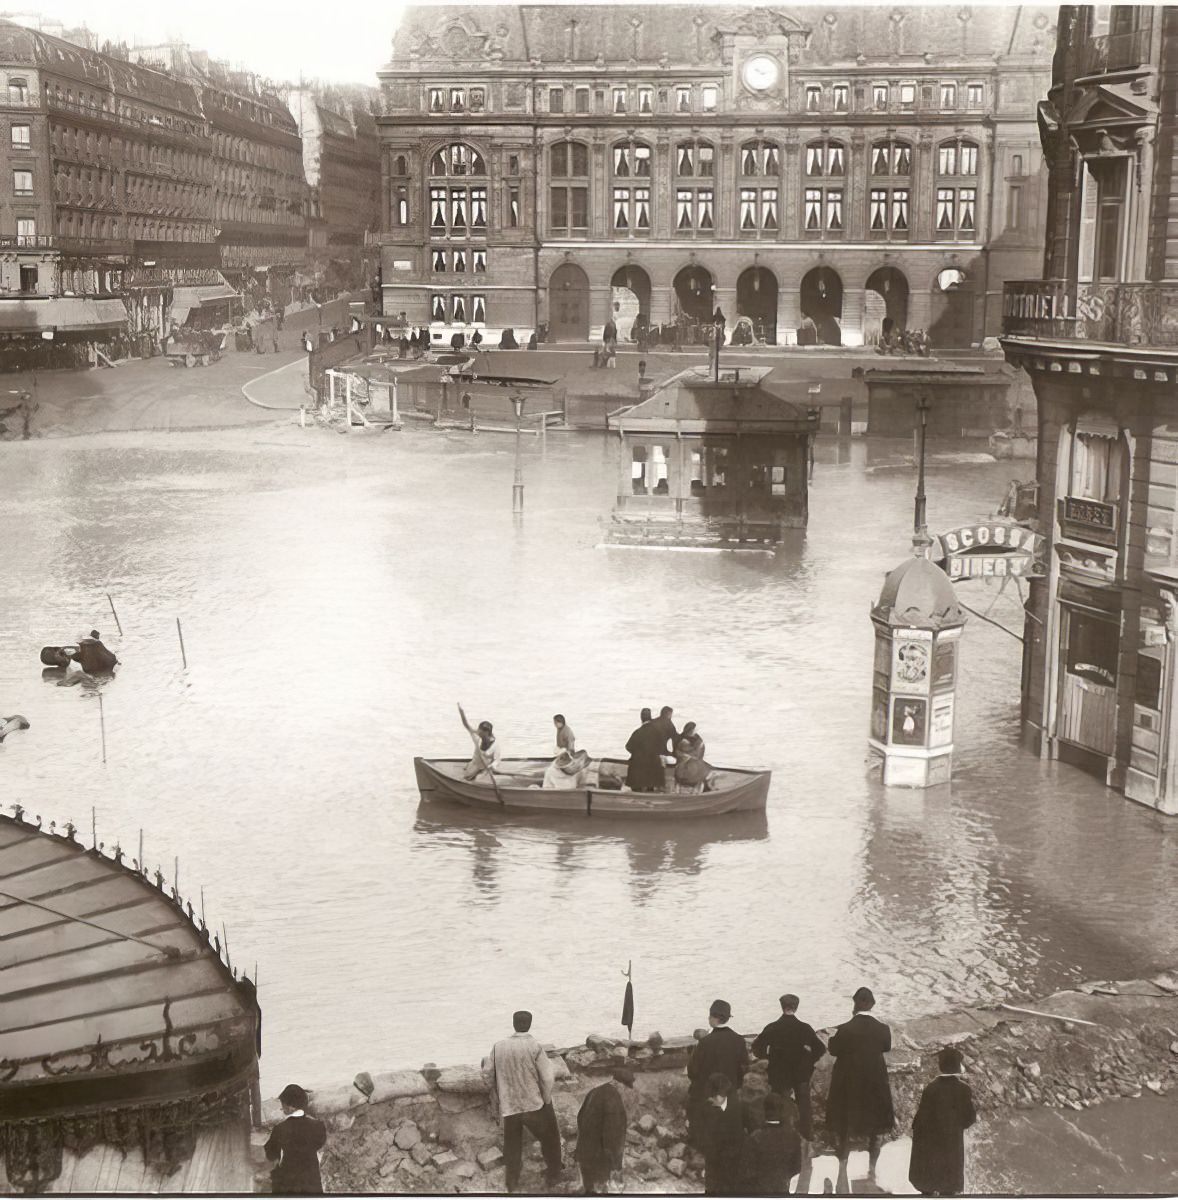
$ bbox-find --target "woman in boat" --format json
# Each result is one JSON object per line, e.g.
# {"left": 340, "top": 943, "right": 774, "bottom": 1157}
{"left": 553, "top": 714, "right": 576, "bottom": 755}
{"left": 674, "top": 722, "right": 714, "bottom": 794}
{"left": 458, "top": 703, "right": 502, "bottom": 782}
{"left": 541, "top": 748, "right": 590, "bottom": 789}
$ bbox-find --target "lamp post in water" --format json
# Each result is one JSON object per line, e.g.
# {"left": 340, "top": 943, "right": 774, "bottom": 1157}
{"left": 512, "top": 391, "right": 525, "bottom": 514}
{"left": 913, "top": 391, "right": 931, "bottom": 548}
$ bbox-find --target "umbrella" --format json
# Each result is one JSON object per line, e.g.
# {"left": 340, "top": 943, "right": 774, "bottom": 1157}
{"left": 621, "top": 961, "right": 634, "bottom": 1039}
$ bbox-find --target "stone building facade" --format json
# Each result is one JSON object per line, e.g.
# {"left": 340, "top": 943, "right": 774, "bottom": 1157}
{"left": 376, "top": 4, "right": 1054, "bottom": 347}
{"left": 1001, "top": 5, "right": 1178, "bottom": 814}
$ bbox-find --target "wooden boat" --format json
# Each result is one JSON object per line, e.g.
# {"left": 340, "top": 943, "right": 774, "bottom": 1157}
{"left": 414, "top": 756, "right": 770, "bottom": 817}
{"left": 0, "top": 809, "right": 259, "bottom": 1192}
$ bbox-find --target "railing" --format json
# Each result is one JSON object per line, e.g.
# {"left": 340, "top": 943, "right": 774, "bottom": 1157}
{"left": 1078, "top": 26, "right": 1152, "bottom": 76}
{"left": 1002, "top": 279, "right": 1178, "bottom": 347}
{"left": 0, "top": 234, "right": 57, "bottom": 249}
{"left": 46, "top": 93, "right": 209, "bottom": 149}
{"left": 57, "top": 236, "right": 134, "bottom": 257}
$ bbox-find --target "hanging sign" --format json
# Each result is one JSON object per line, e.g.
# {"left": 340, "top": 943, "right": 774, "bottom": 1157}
{"left": 930, "top": 522, "right": 1044, "bottom": 581}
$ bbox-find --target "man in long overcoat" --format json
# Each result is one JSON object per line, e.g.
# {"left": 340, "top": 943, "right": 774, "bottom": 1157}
{"left": 908, "top": 1046, "right": 977, "bottom": 1196}
{"left": 751, "top": 992, "right": 826, "bottom": 1140}
{"left": 826, "top": 986, "right": 894, "bottom": 1181}
{"left": 625, "top": 709, "right": 668, "bottom": 792}
{"left": 687, "top": 1000, "right": 748, "bottom": 1144}
{"left": 574, "top": 1068, "right": 634, "bottom": 1193}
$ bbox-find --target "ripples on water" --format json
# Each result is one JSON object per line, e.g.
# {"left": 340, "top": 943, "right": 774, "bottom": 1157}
{"left": 2, "top": 426, "right": 1178, "bottom": 1093}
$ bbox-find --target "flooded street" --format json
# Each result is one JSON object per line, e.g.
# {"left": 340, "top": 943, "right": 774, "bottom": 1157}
{"left": 3, "top": 424, "right": 1177, "bottom": 1095}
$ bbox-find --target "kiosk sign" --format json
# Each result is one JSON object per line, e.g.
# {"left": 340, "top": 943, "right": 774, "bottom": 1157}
{"left": 930, "top": 522, "right": 1044, "bottom": 581}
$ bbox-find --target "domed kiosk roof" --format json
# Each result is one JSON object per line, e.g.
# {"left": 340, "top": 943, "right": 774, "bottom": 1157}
{"left": 872, "top": 554, "right": 964, "bottom": 630}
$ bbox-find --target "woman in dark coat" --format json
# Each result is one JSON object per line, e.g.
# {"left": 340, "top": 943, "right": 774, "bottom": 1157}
{"left": 908, "top": 1047, "right": 977, "bottom": 1196}
{"left": 826, "top": 986, "right": 894, "bottom": 1179}
{"left": 265, "top": 1084, "right": 327, "bottom": 1194}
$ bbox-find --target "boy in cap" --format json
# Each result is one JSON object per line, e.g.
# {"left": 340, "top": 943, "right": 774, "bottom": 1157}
{"left": 908, "top": 1046, "right": 977, "bottom": 1196}
{"left": 264, "top": 1084, "right": 327, "bottom": 1194}
{"left": 575, "top": 1067, "right": 634, "bottom": 1194}
{"left": 482, "top": 1010, "right": 563, "bottom": 1192}
{"left": 699, "top": 1072, "right": 751, "bottom": 1195}
{"left": 687, "top": 1000, "right": 748, "bottom": 1146}
{"left": 751, "top": 992, "right": 826, "bottom": 1140}
{"left": 825, "top": 986, "right": 894, "bottom": 1186}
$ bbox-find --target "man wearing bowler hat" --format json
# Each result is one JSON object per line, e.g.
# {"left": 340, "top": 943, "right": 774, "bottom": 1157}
{"left": 264, "top": 1083, "right": 327, "bottom": 1194}
{"left": 687, "top": 999, "right": 748, "bottom": 1145}
{"left": 751, "top": 992, "right": 826, "bottom": 1141}
{"left": 826, "top": 986, "right": 895, "bottom": 1189}
{"left": 482, "top": 1010, "right": 563, "bottom": 1192}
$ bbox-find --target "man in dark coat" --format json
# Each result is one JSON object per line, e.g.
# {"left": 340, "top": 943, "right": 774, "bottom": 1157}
{"left": 624, "top": 709, "right": 668, "bottom": 792}
{"left": 741, "top": 1091, "right": 801, "bottom": 1196}
{"left": 698, "top": 1072, "right": 750, "bottom": 1196}
{"left": 575, "top": 1068, "right": 633, "bottom": 1193}
{"left": 908, "top": 1046, "right": 977, "bottom": 1196}
{"left": 649, "top": 705, "right": 678, "bottom": 755}
{"left": 751, "top": 992, "right": 826, "bottom": 1140}
{"left": 687, "top": 1000, "right": 748, "bottom": 1144}
{"left": 264, "top": 1084, "right": 327, "bottom": 1194}
{"left": 826, "top": 986, "right": 894, "bottom": 1182}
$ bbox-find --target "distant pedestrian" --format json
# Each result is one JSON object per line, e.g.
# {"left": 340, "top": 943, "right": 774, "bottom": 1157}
{"left": 687, "top": 1000, "right": 748, "bottom": 1145}
{"left": 264, "top": 1084, "right": 327, "bottom": 1195}
{"left": 751, "top": 992, "right": 826, "bottom": 1140}
{"left": 575, "top": 1067, "right": 633, "bottom": 1194}
{"left": 741, "top": 1091, "right": 801, "bottom": 1196}
{"left": 276, "top": 308, "right": 285, "bottom": 332}
{"left": 826, "top": 986, "right": 894, "bottom": 1185}
{"left": 272, "top": 331, "right": 280, "bottom": 354}
{"left": 699, "top": 1072, "right": 750, "bottom": 1195}
{"left": 908, "top": 1046, "right": 977, "bottom": 1197}
{"left": 482, "top": 1010, "right": 563, "bottom": 1193}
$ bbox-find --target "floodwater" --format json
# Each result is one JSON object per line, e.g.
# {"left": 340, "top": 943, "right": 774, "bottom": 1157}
{"left": 3, "top": 423, "right": 1178, "bottom": 1097}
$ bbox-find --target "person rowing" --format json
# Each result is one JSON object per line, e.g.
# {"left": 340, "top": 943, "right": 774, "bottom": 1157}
{"left": 458, "top": 703, "right": 503, "bottom": 782}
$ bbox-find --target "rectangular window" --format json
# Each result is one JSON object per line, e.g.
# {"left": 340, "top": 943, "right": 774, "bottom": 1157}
{"left": 828, "top": 145, "right": 845, "bottom": 175}
{"left": 833, "top": 83, "right": 849, "bottom": 111}
{"left": 697, "top": 189, "right": 714, "bottom": 230}
{"left": 634, "top": 187, "right": 650, "bottom": 231}
{"left": 638, "top": 87, "right": 653, "bottom": 115}
{"left": 508, "top": 185, "right": 519, "bottom": 227}
{"left": 806, "top": 84, "right": 821, "bottom": 112}
{"left": 614, "top": 145, "right": 631, "bottom": 177}
{"left": 939, "top": 145, "right": 957, "bottom": 175}
{"left": 959, "top": 187, "right": 976, "bottom": 231}
{"left": 12, "top": 169, "right": 32, "bottom": 195}
{"left": 635, "top": 145, "right": 652, "bottom": 177}
{"left": 433, "top": 248, "right": 447, "bottom": 272}
{"left": 449, "top": 88, "right": 466, "bottom": 112}
{"left": 19, "top": 264, "right": 36, "bottom": 292}
{"left": 804, "top": 188, "right": 822, "bottom": 230}
{"left": 870, "top": 188, "right": 887, "bottom": 231}
{"left": 826, "top": 189, "right": 843, "bottom": 230}
{"left": 676, "top": 188, "right": 693, "bottom": 230}
{"left": 575, "top": 88, "right": 590, "bottom": 114}
{"left": 899, "top": 82, "right": 916, "bottom": 107}
{"left": 940, "top": 82, "right": 957, "bottom": 108}
{"left": 452, "top": 249, "right": 467, "bottom": 273}
{"left": 472, "top": 294, "right": 486, "bottom": 324}
{"left": 698, "top": 146, "right": 714, "bottom": 177}
{"left": 471, "top": 186, "right": 487, "bottom": 228}
{"left": 11, "top": 123, "right": 29, "bottom": 149}
{"left": 701, "top": 85, "right": 718, "bottom": 112}
{"left": 676, "top": 86, "right": 692, "bottom": 113}
{"left": 873, "top": 82, "right": 889, "bottom": 108}
{"left": 431, "top": 293, "right": 446, "bottom": 322}
{"left": 9, "top": 79, "right": 27, "bottom": 104}
{"left": 474, "top": 249, "right": 487, "bottom": 272}
{"left": 470, "top": 87, "right": 485, "bottom": 113}
{"left": 967, "top": 82, "right": 984, "bottom": 107}
{"left": 1011, "top": 153, "right": 1024, "bottom": 176}
{"left": 428, "top": 88, "right": 444, "bottom": 113}
{"left": 451, "top": 294, "right": 467, "bottom": 323}
{"left": 740, "top": 188, "right": 757, "bottom": 231}
{"left": 613, "top": 87, "right": 627, "bottom": 113}
{"left": 1008, "top": 183, "right": 1023, "bottom": 230}
{"left": 570, "top": 186, "right": 588, "bottom": 232}
{"left": 614, "top": 187, "right": 630, "bottom": 230}
{"left": 430, "top": 186, "right": 447, "bottom": 231}
{"left": 895, "top": 144, "right": 911, "bottom": 174}
{"left": 892, "top": 188, "right": 909, "bottom": 230}
{"left": 549, "top": 87, "right": 564, "bottom": 113}
{"left": 550, "top": 186, "right": 568, "bottom": 233}
{"left": 761, "top": 188, "right": 778, "bottom": 231}
{"left": 960, "top": 144, "right": 978, "bottom": 175}
{"left": 508, "top": 154, "right": 519, "bottom": 175}
{"left": 806, "top": 145, "right": 823, "bottom": 175}
{"left": 936, "top": 187, "right": 955, "bottom": 231}
{"left": 397, "top": 191, "right": 409, "bottom": 225}
{"left": 450, "top": 188, "right": 467, "bottom": 229}
{"left": 771, "top": 465, "right": 787, "bottom": 496}
{"left": 16, "top": 217, "right": 35, "bottom": 245}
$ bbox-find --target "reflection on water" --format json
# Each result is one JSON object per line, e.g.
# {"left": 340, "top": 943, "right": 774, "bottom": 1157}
{"left": 2, "top": 427, "right": 1177, "bottom": 1095}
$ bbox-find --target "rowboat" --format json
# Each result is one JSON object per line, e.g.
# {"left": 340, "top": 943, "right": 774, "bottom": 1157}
{"left": 413, "top": 756, "right": 770, "bottom": 817}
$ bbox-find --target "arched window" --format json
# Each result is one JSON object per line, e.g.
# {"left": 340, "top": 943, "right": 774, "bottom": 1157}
{"left": 936, "top": 138, "right": 978, "bottom": 177}
{"left": 611, "top": 139, "right": 651, "bottom": 179}
{"left": 740, "top": 140, "right": 780, "bottom": 177}
{"left": 675, "top": 139, "right": 714, "bottom": 178}
{"left": 429, "top": 143, "right": 486, "bottom": 178}
{"left": 870, "top": 139, "right": 911, "bottom": 176}
{"left": 393, "top": 154, "right": 408, "bottom": 176}
{"left": 805, "top": 139, "right": 845, "bottom": 177}
{"left": 550, "top": 140, "right": 589, "bottom": 235}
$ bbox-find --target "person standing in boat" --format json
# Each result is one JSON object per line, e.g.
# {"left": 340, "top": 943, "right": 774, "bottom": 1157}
{"left": 625, "top": 709, "right": 666, "bottom": 792}
{"left": 674, "top": 721, "right": 713, "bottom": 794}
{"left": 265, "top": 1084, "right": 327, "bottom": 1194}
{"left": 458, "top": 703, "right": 502, "bottom": 782}
{"left": 553, "top": 714, "right": 576, "bottom": 755}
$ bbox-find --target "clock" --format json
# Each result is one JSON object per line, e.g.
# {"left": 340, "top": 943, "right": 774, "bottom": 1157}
{"left": 742, "top": 54, "right": 780, "bottom": 92}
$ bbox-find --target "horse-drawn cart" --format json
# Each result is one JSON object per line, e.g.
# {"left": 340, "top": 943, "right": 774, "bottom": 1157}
{"left": 165, "top": 329, "right": 226, "bottom": 368}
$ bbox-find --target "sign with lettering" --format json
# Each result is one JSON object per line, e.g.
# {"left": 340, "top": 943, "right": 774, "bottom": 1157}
{"left": 930, "top": 522, "right": 1044, "bottom": 581}
{"left": 1062, "top": 496, "right": 1116, "bottom": 530}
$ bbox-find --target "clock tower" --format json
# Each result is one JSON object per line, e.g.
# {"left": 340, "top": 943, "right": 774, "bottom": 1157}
{"left": 712, "top": 8, "right": 809, "bottom": 111}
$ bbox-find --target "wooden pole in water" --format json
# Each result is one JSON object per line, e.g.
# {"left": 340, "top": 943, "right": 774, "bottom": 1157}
{"left": 222, "top": 921, "right": 231, "bottom": 968}
{"left": 138, "top": 828, "right": 144, "bottom": 873}
{"left": 173, "top": 855, "right": 179, "bottom": 896}
{"left": 97, "top": 697, "right": 106, "bottom": 765}
{"left": 91, "top": 805, "right": 97, "bottom": 848}
{"left": 106, "top": 593, "right": 123, "bottom": 636}
{"left": 201, "top": 886, "right": 206, "bottom": 927}
{"left": 176, "top": 618, "right": 187, "bottom": 668}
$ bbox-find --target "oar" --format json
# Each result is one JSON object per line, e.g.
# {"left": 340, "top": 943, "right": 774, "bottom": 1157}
{"left": 487, "top": 767, "right": 505, "bottom": 806}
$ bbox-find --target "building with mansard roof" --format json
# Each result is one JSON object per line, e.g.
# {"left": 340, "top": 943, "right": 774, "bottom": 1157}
{"left": 376, "top": 4, "right": 1054, "bottom": 348}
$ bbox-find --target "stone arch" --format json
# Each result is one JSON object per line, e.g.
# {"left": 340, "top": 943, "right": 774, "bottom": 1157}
{"left": 673, "top": 263, "right": 715, "bottom": 326}
{"left": 800, "top": 266, "right": 843, "bottom": 345}
{"left": 864, "top": 265, "right": 910, "bottom": 344}
{"left": 735, "top": 265, "right": 778, "bottom": 345}
{"left": 610, "top": 264, "right": 652, "bottom": 341}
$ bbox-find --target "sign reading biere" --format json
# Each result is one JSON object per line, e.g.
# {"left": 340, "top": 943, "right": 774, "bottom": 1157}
{"left": 929, "top": 522, "right": 1044, "bottom": 581}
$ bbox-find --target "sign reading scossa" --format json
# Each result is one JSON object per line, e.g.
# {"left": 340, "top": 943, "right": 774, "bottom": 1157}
{"left": 929, "top": 522, "right": 1045, "bottom": 580}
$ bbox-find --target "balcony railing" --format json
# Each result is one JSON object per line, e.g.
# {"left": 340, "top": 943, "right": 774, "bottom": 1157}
{"left": 0, "top": 234, "right": 57, "bottom": 250}
{"left": 1002, "top": 279, "right": 1178, "bottom": 348}
{"left": 1078, "top": 26, "right": 1152, "bottom": 76}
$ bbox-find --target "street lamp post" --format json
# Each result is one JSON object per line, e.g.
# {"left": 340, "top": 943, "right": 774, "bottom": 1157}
{"left": 914, "top": 392, "right": 931, "bottom": 551}
{"left": 512, "top": 392, "right": 525, "bottom": 514}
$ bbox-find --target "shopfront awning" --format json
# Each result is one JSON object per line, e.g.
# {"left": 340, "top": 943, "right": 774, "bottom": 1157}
{"left": 0, "top": 297, "right": 128, "bottom": 333}
{"left": 172, "top": 280, "right": 238, "bottom": 310}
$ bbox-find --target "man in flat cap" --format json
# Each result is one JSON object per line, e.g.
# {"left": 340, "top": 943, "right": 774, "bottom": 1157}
{"left": 575, "top": 1068, "right": 634, "bottom": 1194}
{"left": 908, "top": 1046, "right": 977, "bottom": 1196}
{"left": 482, "top": 1010, "right": 563, "bottom": 1193}
{"left": 751, "top": 992, "right": 826, "bottom": 1141}
{"left": 264, "top": 1083, "right": 327, "bottom": 1194}
{"left": 826, "top": 986, "right": 894, "bottom": 1190}
{"left": 687, "top": 999, "right": 748, "bottom": 1146}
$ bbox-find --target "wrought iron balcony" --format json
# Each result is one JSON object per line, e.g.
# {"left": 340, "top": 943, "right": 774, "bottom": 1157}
{"left": 1077, "top": 26, "right": 1152, "bottom": 77}
{"left": 1002, "top": 279, "right": 1178, "bottom": 348}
